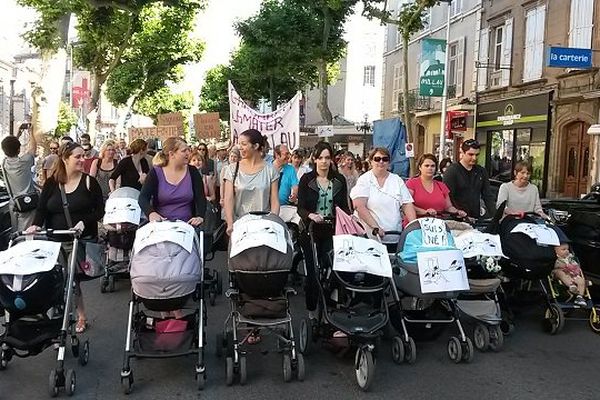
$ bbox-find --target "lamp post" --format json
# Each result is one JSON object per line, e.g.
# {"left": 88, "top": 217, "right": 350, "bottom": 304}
{"left": 438, "top": 0, "right": 452, "bottom": 161}
{"left": 9, "top": 75, "right": 15, "bottom": 136}
{"left": 355, "top": 113, "right": 372, "bottom": 159}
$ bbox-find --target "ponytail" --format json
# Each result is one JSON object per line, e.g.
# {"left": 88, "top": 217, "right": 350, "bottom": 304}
{"left": 153, "top": 150, "right": 168, "bottom": 167}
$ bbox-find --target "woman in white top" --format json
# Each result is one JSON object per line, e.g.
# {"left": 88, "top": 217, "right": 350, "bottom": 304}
{"left": 222, "top": 129, "right": 279, "bottom": 235}
{"left": 497, "top": 160, "right": 548, "bottom": 218}
{"left": 350, "top": 147, "right": 416, "bottom": 238}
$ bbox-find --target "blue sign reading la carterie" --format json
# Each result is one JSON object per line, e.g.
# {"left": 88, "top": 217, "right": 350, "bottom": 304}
{"left": 547, "top": 46, "right": 592, "bottom": 68}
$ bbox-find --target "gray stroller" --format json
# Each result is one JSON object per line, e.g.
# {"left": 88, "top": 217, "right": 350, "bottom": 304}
{"left": 120, "top": 221, "right": 206, "bottom": 393}
{"left": 217, "top": 212, "right": 304, "bottom": 385}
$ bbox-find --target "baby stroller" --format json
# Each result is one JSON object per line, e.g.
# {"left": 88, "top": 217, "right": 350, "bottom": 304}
{"left": 299, "top": 221, "right": 399, "bottom": 391}
{"left": 498, "top": 213, "right": 562, "bottom": 333}
{"left": 393, "top": 218, "right": 474, "bottom": 363}
{"left": 0, "top": 226, "right": 90, "bottom": 396}
{"left": 451, "top": 219, "right": 506, "bottom": 351}
{"left": 217, "top": 212, "right": 303, "bottom": 385}
{"left": 100, "top": 187, "right": 141, "bottom": 293}
{"left": 120, "top": 221, "right": 206, "bottom": 393}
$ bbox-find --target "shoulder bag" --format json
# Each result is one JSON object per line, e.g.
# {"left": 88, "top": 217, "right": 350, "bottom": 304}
{"left": 2, "top": 159, "right": 39, "bottom": 212}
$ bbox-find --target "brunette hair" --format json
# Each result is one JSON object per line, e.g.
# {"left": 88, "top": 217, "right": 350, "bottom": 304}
{"left": 417, "top": 153, "right": 438, "bottom": 172}
{"left": 513, "top": 160, "right": 533, "bottom": 176}
{"left": 368, "top": 147, "right": 390, "bottom": 161}
{"left": 153, "top": 137, "right": 188, "bottom": 167}
{"left": 1, "top": 136, "right": 21, "bottom": 157}
{"left": 312, "top": 141, "right": 336, "bottom": 178}
{"left": 239, "top": 129, "right": 267, "bottom": 151}
{"left": 129, "top": 139, "right": 147, "bottom": 155}
{"left": 53, "top": 142, "right": 82, "bottom": 184}
{"left": 439, "top": 157, "right": 452, "bottom": 172}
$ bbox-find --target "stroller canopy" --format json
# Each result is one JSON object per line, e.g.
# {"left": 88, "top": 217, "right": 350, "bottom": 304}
{"left": 104, "top": 187, "right": 142, "bottom": 226}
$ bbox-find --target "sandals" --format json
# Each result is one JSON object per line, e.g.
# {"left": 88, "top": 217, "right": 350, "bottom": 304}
{"left": 247, "top": 332, "right": 262, "bottom": 345}
{"left": 76, "top": 319, "right": 88, "bottom": 334}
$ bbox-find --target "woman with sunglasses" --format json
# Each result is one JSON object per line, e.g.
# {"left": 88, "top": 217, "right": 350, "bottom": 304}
{"left": 26, "top": 142, "right": 104, "bottom": 333}
{"left": 350, "top": 147, "right": 416, "bottom": 238}
{"left": 406, "top": 154, "right": 467, "bottom": 218}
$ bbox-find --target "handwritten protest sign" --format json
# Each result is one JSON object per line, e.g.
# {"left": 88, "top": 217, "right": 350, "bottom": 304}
{"left": 420, "top": 218, "right": 449, "bottom": 247}
{"left": 228, "top": 81, "right": 300, "bottom": 150}
{"left": 157, "top": 112, "right": 184, "bottom": 136}
{"left": 128, "top": 126, "right": 181, "bottom": 141}
{"left": 193, "top": 112, "right": 221, "bottom": 139}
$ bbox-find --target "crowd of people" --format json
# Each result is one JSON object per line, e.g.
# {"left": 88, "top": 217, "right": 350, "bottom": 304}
{"left": 2, "top": 128, "right": 583, "bottom": 334}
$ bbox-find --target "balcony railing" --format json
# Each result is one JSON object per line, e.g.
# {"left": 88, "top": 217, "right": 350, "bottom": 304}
{"left": 398, "top": 89, "right": 431, "bottom": 113}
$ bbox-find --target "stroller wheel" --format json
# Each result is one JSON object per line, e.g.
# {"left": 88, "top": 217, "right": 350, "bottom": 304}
{"left": 473, "top": 323, "right": 490, "bottom": 352}
{"left": 355, "top": 347, "right": 375, "bottom": 391}
{"left": 71, "top": 336, "right": 80, "bottom": 358}
{"left": 296, "top": 353, "right": 306, "bottom": 381}
{"left": 589, "top": 307, "right": 600, "bottom": 333}
{"left": 121, "top": 371, "right": 133, "bottom": 394}
{"left": 447, "top": 337, "right": 462, "bottom": 363}
{"left": 500, "top": 318, "right": 515, "bottom": 336}
{"left": 391, "top": 336, "right": 405, "bottom": 364}
{"left": 544, "top": 304, "right": 565, "bottom": 335}
{"left": 225, "top": 357, "right": 234, "bottom": 386}
{"left": 65, "top": 369, "right": 76, "bottom": 396}
{"left": 461, "top": 338, "right": 474, "bottom": 363}
{"left": 48, "top": 369, "right": 60, "bottom": 397}
{"left": 195, "top": 371, "right": 206, "bottom": 391}
{"left": 78, "top": 340, "right": 90, "bottom": 366}
{"left": 299, "top": 318, "right": 313, "bottom": 355}
{"left": 282, "top": 353, "right": 293, "bottom": 383}
{"left": 488, "top": 325, "right": 504, "bottom": 352}
{"left": 239, "top": 355, "right": 247, "bottom": 385}
{"left": 404, "top": 337, "right": 417, "bottom": 364}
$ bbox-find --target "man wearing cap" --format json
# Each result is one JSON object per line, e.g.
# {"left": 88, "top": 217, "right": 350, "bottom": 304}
{"left": 444, "top": 139, "right": 496, "bottom": 218}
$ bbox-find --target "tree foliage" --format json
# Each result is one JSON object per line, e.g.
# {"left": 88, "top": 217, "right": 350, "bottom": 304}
{"left": 133, "top": 87, "right": 193, "bottom": 122}
{"left": 199, "top": 64, "right": 231, "bottom": 120}
{"left": 54, "top": 101, "right": 78, "bottom": 137}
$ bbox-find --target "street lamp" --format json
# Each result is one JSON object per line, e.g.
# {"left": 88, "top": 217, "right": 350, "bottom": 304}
{"left": 355, "top": 113, "right": 372, "bottom": 159}
{"left": 438, "top": 0, "right": 452, "bottom": 161}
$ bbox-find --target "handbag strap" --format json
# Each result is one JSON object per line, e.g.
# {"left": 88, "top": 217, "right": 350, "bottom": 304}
{"left": 59, "top": 183, "right": 74, "bottom": 229}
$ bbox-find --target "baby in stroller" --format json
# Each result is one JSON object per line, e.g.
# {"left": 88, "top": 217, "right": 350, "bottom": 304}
{"left": 553, "top": 243, "right": 587, "bottom": 307}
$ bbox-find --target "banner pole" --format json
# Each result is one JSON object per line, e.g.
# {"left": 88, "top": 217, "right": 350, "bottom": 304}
{"left": 438, "top": 1, "right": 452, "bottom": 162}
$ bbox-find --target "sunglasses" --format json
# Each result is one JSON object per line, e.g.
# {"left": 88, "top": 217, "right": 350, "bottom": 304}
{"left": 372, "top": 156, "right": 390, "bottom": 163}
{"left": 50, "top": 147, "right": 59, "bottom": 150}
{"left": 462, "top": 139, "right": 480, "bottom": 150}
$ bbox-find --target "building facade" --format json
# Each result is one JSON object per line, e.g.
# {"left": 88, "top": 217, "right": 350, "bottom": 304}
{"left": 381, "top": 0, "right": 483, "bottom": 161}
{"left": 475, "top": 0, "right": 599, "bottom": 197}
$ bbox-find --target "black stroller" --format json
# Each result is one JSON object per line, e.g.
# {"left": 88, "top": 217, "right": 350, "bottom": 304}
{"left": 120, "top": 221, "right": 206, "bottom": 393}
{"left": 217, "top": 212, "right": 303, "bottom": 385}
{"left": 100, "top": 187, "right": 140, "bottom": 293}
{"left": 299, "top": 221, "right": 399, "bottom": 391}
{"left": 0, "top": 227, "right": 90, "bottom": 396}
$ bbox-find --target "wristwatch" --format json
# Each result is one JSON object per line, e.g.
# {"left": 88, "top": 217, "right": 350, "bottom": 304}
{"left": 372, "top": 227, "right": 380, "bottom": 236}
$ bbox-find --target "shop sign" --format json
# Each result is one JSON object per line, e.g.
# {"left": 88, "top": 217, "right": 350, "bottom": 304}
{"left": 547, "top": 46, "right": 592, "bottom": 69}
{"left": 496, "top": 104, "right": 521, "bottom": 126}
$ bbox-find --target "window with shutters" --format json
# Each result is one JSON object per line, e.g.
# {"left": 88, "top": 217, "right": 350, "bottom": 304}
{"left": 523, "top": 5, "right": 546, "bottom": 82}
{"left": 419, "top": 9, "right": 431, "bottom": 33}
{"left": 450, "top": 0, "right": 462, "bottom": 17}
{"left": 447, "top": 38, "right": 465, "bottom": 97}
{"left": 363, "top": 65, "right": 376, "bottom": 87}
{"left": 487, "top": 17, "right": 513, "bottom": 89}
{"left": 492, "top": 26, "right": 503, "bottom": 71}
{"left": 392, "top": 63, "right": 402, "bottom": 111}
{"left": 569, "top": 0, "right": 593, "bottom": 49}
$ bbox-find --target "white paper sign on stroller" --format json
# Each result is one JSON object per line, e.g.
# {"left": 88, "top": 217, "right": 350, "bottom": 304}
{"left": 510, "top": 223, "right": 560, "bottom": 246}
{"left": 453, "top": 231, "right": 504, "bottom": 259}
{"left": 133, "top": 221, "right": 196, "bottom": 254}
{"left": 0, "top": 240, "right": 62, "bottom": 275}
{"left": 332, "top": 235, "right": 393, "bottom": 278}
{"left": 417, "top": 249, "right": 469, "bottom": 294}
{"left": 230, "top": 214, "right": 289, "bottom": 258}
{"left": 103, "top": 197, "right": 142, "bottom": 225}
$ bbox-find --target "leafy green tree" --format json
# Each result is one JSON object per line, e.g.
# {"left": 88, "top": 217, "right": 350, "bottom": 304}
{"left": 199, "top": 64, "right": 231, "bottom": 120}
{"left": 363, "top": 0, "right": 439, "bottom": 172}
{"left": 133, "top": 87, "right": 194, "bottom": 137}
{"left": 54, "top": 101, "right": 78, "bottom": 137}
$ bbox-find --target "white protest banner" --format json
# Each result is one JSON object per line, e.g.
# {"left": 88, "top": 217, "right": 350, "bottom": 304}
{"left": 417, "top": 249, "right": 468, "bottom": 294}
{"left": 333, "top": 235, "right": 393, "bottom": 278}
{"left": 0, "top": 240, "right": 62, "bottom": 275}
{"left": 419, "top": 218, "right": 449, "bottom": 247}
{"left": 228, "top": 81, "right": 300, "bottom": 150}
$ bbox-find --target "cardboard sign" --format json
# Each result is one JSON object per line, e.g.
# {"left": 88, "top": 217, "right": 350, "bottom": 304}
{"left": 417, "top": 249, "right": 468, "bottom": 293}
{"left": 193, "top": 112, "right": 221, "bottom": 139}
{"left": 333, "top": 235, "right": 393, "bottom": 278}
{"left": 128, "top": 126, "right": 181, "bottom": 141}
{"left": 157, "top": 112, "right": 184, "bottom": 128}
{"left": 0, "top": 240, "right": 62, "bottom": 275}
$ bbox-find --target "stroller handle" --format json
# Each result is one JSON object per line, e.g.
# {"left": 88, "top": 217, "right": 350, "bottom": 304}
{"left": 15, "top": 221, "right": 85, "bottom": 240}
{"left": 308, "top": 217, "right": 334, "bottom": 237}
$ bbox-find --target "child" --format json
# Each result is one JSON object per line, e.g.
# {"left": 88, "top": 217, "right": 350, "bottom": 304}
{"left": 189, "top": 151, "right": 214, "bottom": 202}
{"left": 553, "top": 243, "right": 587, "bottom": 306}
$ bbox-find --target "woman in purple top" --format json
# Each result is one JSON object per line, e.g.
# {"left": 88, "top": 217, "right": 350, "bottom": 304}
{"left": 138, "top": 137, "right": 206, "bottom": 226}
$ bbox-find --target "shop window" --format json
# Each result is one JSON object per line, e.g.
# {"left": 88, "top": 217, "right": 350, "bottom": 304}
{"left": 569, "top": 0, "right": 593, "bottom": 49}
{"left": 523, "top": 5, "right": 546, "bottom": 82}
{"left": 490, "top": 130, "right": 514, "bottom": 181}
{"left": 529, "top": 142, "right": 546, "bottom": 189}
{"left": 516, "top": 128, "right": 531, "bottom": 162}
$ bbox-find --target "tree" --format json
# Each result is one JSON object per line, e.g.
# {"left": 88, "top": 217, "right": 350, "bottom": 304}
{"left": 54, "top": 101, "right": 78, "bottom": 138}
{"left": 133, "top": 87, "right": 194, "bottom": 138}
{"left": 199, "top": 64, "right": 231, "bottom": 120}
{"left": 363, "top": 0, "right": 439, "bottom": 173}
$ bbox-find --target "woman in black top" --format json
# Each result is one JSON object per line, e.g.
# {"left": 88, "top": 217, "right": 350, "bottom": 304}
{"left": 297, "top": 141, "right": 350, "bottom": 316}
{"left": 109, "top": 138, "right": 149, "bottom": 191}
{"left": 27, "top": 141, "right": 104, "bottom": 333}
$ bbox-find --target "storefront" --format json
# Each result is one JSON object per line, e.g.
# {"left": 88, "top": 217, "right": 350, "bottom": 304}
{"left": 475, "top": 92, "right": 551, "bottom": 194}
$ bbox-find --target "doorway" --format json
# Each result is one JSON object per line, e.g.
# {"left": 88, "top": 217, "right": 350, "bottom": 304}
{"left": 563, "top": 122, "right": 590, "bottom": 198}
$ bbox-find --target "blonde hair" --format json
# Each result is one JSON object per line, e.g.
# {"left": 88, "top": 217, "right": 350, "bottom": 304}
{"left": 99, "top": 139, "right": 116, "bottom": 160}
{"left": 153, "top": 137, "right": 188, "bottom": 167}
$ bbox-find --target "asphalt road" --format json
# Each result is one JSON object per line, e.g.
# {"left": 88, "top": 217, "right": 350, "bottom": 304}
{"left": 2, "top": 250, "right": 600, "bottom": 400}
